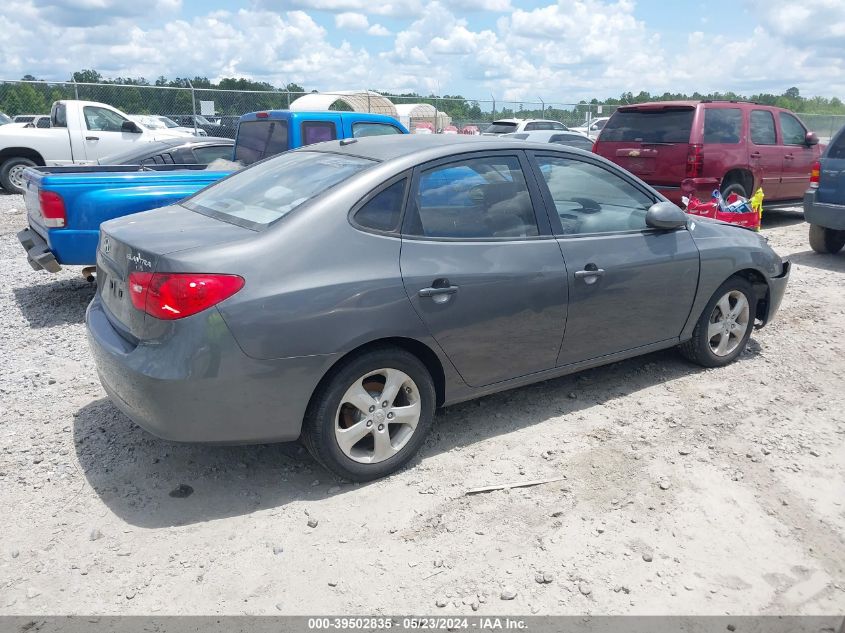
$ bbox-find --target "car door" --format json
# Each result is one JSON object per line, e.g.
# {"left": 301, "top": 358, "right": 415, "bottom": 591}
{"left": 81, "top": 105, "right": 145, "bottom": 160}
{"left": 778, "top": 111, "right": 817, "bottom": 199}
{"left": 749, "top": 109, "right": 783, "bottom": 198}
{"left": 400, "top": 151, "right": 569, "bottom": 387}
{"left": 528, "top": 151, "right": 700, "bottom": 366}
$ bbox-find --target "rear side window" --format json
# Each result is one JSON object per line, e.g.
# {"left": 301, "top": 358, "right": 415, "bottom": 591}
{"left": 353, "top": 179, "right": 407, "bottom": 232}
{"left": 235, "top": 120, "right": 289, "bottom": 165}
{"left": 185, "top": 151, "right": 375, "bottom": 228}
{"left": 600, "top": 109, "right": 694, "bottom": 143}
{"left": 779, "top": 112, "right": 806, "bottom": 145}
{"left": 703, "top": 108, "right": 742, "bottom": 144}
{"left": 750, "top": 110, "right": 776, "bottom": 145}
{"left": 302, "top": 121, "right": 337, "bottom": 146}
{"left": 352, "top": 122, "right": 402, "bottom": 137}
{"left": 408, "top": 155, "right": 538, "bottom": 239}
{"left": 193, "top": 145, "right": 233, "bottom": 164}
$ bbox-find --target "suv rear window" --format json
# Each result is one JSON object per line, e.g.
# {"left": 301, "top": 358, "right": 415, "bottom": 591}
{"left": 484, "top": 122, "right": 518, "bottom": 134}
{"left": 827, "top": 131, "right": 845, "bottom": 159}
{"left": 600, "top": 109, "right": 694, "bottom": 143}
{"left": 703, "top": 108, "right": 742, "bottom": 144}
{"left": 185, "top": 151, "right": 375, "bottom": 228}
{"left": 235, "top": 120, "right": 289, "bottom": 165}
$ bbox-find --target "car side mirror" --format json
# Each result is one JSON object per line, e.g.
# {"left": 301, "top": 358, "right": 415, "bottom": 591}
{"left": 122, "top": 120, "right": 142, "bottom": 133}
{"left": 805, "top": 131, "right": 819, "bottom": 146}
{"left": 646, "top": 201, "right": 688, "bottom": 230}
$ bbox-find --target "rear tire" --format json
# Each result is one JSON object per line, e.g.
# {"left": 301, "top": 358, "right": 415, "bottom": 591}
{"left": 808, "top": 224, "right": 845, "bottom": 254}
{"left": 302, "top": 346, "right": 436, "bottom": 482}
{"left": 720, "top": 181, "right": 748, "bottom": 200}
{"left": 679, "top": 276, "right": 756, "bottom": 368}
{"left": 0, "top": 157, "right": 37, "bottom": 194}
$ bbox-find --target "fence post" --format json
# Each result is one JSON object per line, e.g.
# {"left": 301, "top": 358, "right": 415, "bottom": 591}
{"left": 367, "top": 91, "right": 371, "bottom": 113}
{"left": 539, "top": 97, "right": 545, "bottom": 118}
{"left": 73, "top": 80, "right": 79, "bottom": 100}
{"left": 187, "top": 79, "right": 198, "bottom": 135}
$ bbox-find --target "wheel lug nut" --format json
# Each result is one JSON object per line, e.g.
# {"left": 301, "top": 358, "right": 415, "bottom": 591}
{"left": 382, "top": 401, "right": 389, "bottom": 408}
{"left": 387, "top": 412, "right": 394, "bottom": 419}
{"left": 366, "top": 420, "right": 373, "bottom": 427}
{"left": 368, "top": 405, "right": 375, "bottom": 413}
{"left": 377, "top": 424, "right": 385, "bottom": 431}
{"left": 405, "top": 386, "right": 412, "bottom": 394}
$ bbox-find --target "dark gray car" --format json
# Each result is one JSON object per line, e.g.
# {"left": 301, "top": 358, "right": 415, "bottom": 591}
{"left": 86, "top": 135, "right": 790, "bottom": 481}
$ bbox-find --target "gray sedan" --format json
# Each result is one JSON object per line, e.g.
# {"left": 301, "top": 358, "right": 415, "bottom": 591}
{"left": 86, "top": 135, "right": 790, "bottom": 481}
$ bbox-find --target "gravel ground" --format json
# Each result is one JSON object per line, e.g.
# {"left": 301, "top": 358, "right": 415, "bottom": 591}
{"left": 0, "top": 191, "right": 843, "bottom": 615}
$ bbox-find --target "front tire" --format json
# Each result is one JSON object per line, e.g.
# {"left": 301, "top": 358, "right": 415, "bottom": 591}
{"left": 808, "top": 224, "right": 845, "bottom": 254}
{"left": 679, "top": 276, "right": 756, "bottom": 368}
{"left": 302, "top": 346, "right": 436, "bottom": 482}
{"left": 0, "top": 157, "right": 37, "bottom": 194}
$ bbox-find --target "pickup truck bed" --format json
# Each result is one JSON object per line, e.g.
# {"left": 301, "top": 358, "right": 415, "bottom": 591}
{"left": 19, "top": 165, "right": 227, "bottom": 271}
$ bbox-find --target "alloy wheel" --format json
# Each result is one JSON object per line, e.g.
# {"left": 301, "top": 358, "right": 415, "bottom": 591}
{"left": 707, "top": 290, "right": 750, "bottom": 357}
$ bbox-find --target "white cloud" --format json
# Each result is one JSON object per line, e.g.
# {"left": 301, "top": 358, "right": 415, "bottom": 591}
{"left": 334, "top": 11, "right": 368, "bottom": 30}
{"left": 367, "top": 23, "right": 391, "bottom": 36}
{"left": 258, "top": 0, "right": 425, "bottom": 18}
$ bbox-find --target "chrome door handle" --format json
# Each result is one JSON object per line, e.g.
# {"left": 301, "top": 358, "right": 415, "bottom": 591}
{"left": 418, "top": 285, "right": 459, "bottom": 297}
{"left": 85, "top": 136, "right": 99, "bottom": 141}
{"left": 575, "top": 268, "right": 605, "bottom": 278}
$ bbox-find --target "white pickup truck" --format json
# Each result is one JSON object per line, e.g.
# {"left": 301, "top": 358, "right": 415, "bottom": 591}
{"left": 0, "top": 100, "right": 185, "bottom": 194}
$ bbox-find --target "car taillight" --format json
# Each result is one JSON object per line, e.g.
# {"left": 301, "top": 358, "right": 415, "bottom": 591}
{"left": 810, "top": 161, "right": 820, "bottom": 188}
{"left": 256, "top": 111, "right": 269, "bottom": 118}
{"left": 128, "top": 272, "right": 244, "bottom": 320}
{"left": 686, "top": 144, "right": 704, "bottom": 178}
{"left": 39, "top": 190, "right": 66, "bottom": 228}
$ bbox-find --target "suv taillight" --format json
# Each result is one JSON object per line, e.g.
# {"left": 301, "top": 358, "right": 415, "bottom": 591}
{"left": 39, "top": 190, "right": 66, "bottom": 228}
{"left": 686, "top": 144, "right": 704, "bottom": 178}
{"left": 129, "top": 272, "right": 244, "bottom": 320}
{"left": 810, "top": 161, "right": 820, "bottom": 188}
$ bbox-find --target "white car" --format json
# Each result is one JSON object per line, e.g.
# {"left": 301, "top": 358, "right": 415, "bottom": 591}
{"left": 129, "top": 115, "right": 206, "bottom": 137}
{"left": 0, "top": 100, "right": 185, "bottom": 194}
{"left": 571, "top": 117, "right": 610, "bottom": 139}
{"left": 482, "top": 118, "right": 569, "bottom": 135}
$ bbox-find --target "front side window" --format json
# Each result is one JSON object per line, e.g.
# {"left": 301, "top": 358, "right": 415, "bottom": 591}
{"left": 184, "top": 151, "right": 375, "bottom": 227}
{"left": 408, "top": 155, "right": 538, "bottom": 239}
{"left": 779, "top": 112, "right": 806, "bottom": 145}
{"left": 234, "top": 120, "right": 289, "bottom": 165}
{"left": 83, "top": 106, "right": 128, "bottom": 132}
{"left": 535, "top": 155, "right": 653, "bottom": 235}
{"left": 703, "top": 108, "right": 742, "bottom": 144}
{"left": 302, "top": 121, "right": 337, "bottom": 146}
{"left": 352, "top": 122, "right": 402, "bottom": 137}
{"left": 353, "top": 179, "right": 407, "bottom": 232}
{"left": 750, "top": 110, "right": 776, "bottom": 145}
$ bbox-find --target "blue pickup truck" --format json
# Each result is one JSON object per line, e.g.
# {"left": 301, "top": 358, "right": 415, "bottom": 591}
{"left": 18, "top": 110, "right": 407, "bottom": 275}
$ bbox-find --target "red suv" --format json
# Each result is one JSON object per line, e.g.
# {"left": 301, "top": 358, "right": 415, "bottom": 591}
{"left": 593, "top": 100, "right": 821, "bottom": 205}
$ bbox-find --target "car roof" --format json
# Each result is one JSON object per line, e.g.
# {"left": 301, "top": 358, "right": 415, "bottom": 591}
{"left": 303, "top": 134, "right": 596, "bottom": 164}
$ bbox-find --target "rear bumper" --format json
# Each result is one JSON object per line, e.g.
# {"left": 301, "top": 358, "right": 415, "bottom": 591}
{"left": 17, "top": 227, "right": 61, "bottom": 273}
{"left": 761, "top": 260, "right": 790, "bottom": 326}
{"left": 655, "top": 177, "right": 721, "bottom": 205}
{"left": 86, "top": 294, "right": 337, "bottom": 444}
{"left": 804, "top": 190, "right": 845, "bottom": 230}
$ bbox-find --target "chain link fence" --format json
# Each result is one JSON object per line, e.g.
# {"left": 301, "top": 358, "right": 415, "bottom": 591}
{"left": 1, "top": 79, "right": 842, "bottom": 140}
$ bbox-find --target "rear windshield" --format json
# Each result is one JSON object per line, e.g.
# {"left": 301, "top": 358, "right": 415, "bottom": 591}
{"left": 828, "top": 130, "right": 845, "bottom": 160}
{"left": 184, "top": 151, "right": 376, "bottom": 228}
{"left": 484, "top": 122, "right": 518, "bottom": 134}
{"left": 600, "top": 109, "right": 694, "bottom": 143}
{"left": 235, "top": 120, "right": 290, "bottom": 165}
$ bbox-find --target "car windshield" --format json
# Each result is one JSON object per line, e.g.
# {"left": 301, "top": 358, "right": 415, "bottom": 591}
{"left": 484, "top": 122, "right": 518, "bottom": 134}
{"left": 601, "top": 108, "right": 694, "bottom": 143}
{"left": 158, "top": 117, "right": 180, "bottom": 128}
{"left": 0, "top": 113, "right": 11, "bottom": 125}
{"left": 194, "top": 115, "right": 212, "bottom": 125}
{"left": 550, "top": 134, "right": 595, "bottom": 150}
{"left": 184, "top": 151, "right": 376, "bottom": 227}
{"left": 131, "top": 115, "right": 165, "bottom": 130}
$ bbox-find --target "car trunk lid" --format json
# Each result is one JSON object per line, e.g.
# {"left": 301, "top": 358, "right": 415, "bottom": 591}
{"left": 594, "top": 104, "right": 695, "bottom": 187}
{"left": 97, "top": 204, "right": 255, "bottom": 339}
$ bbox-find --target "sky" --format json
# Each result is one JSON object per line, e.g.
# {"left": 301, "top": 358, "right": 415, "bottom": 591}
{"left": 1, "top": 0, "right": 844, "bottom": 104}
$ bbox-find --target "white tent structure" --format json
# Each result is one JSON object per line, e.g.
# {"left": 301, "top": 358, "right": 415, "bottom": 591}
{"left": 288, "top": 91, "right": 398, "bottom": 117}
{"left": 394, "top": 103, "right": 452, "bottom": 132}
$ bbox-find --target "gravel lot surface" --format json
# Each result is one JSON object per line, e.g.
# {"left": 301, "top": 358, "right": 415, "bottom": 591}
{"left": 0, "top": 191, "right": 843, "bottom": 615}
